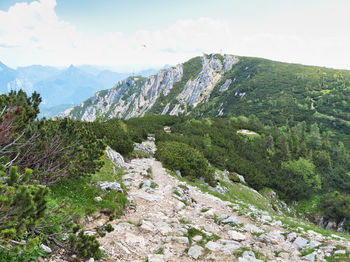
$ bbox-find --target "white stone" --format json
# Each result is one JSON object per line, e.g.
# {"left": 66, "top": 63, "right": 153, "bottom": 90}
{"left": 97, "top": 181, "right": 123, "bottom": 192}
{"left": 293, "top": 236, "right": 309, "bottom": 249}
{"left": 204, "top": 209, "right": 214, "bottom": 218}
{"left": 308, "top": 240, "right": 322, "bottom": 248}
{"left": 94, "top": 196, "right": 102, "bottom": 202}
{"left": 140, "top": 220, "right": 156, "bottom": 233}
{"left": 171, "top": 236, "right": 189, "bottom": 244}
{"left": 188, "top": 245, "right": 204, "bottom": 259}
{"left": 334, "top": 250, "right": 346, "bottom": 255}
{"left": 228, "top": 230, "right": 246, "bottom": 241}
{"left": 303, "top": 252, "right": 316, "bottom": 262}
{"left": 106, "top": 146, "right": 126, "bottom": 168}
{"left": 192, "top": 235, "right": 203, "bottom": 242}
{"left": 222, "top": 215, "right": 239, "bottom": 225}
{"left": 147, "top": 254, "right": 164, "bottom": 262}
{"left": 205, "top": 241, "right": 222, "bottom": 251}
{"left": 40, "top": 244, "right": 52, "bottom": 254}
{"left": 287, "top": 232, "right": 297, "bottom": 242}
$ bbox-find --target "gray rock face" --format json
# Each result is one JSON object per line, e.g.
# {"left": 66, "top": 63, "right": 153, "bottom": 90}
{"left": 176, "top": 55, "right": 223, "bottom": 109}
{"left": 188, "top": 245, "right": 204, "bottom": 259}
{"left": 59, "top": 65, "right": 183, "bottom": 121}
{"left": 58, "top": 54, "right": 239, "bottom": 121}
{"left": 97, "top": 181, "right": 123, "bottom": 192}
{"left": 106, "top": 146, "right": 126, "bottom": 168}
{"left": 219, "top": 79, "right": 232, "bottom": 92}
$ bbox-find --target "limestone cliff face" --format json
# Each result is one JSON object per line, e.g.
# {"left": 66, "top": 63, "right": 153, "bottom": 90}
{"left": 57, "top": 54, "right": 238, "bottom": 121}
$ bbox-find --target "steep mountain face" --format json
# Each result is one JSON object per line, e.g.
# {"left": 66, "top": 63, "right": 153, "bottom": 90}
{"left": 59, "top": 53, "right": 350, "bottom": 144}
{"left": 59, "top": 54, "right": 238, "bottom": 120}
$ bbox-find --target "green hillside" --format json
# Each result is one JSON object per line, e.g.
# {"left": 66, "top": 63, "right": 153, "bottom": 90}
{"left": 188, "top": 56, "right": 350, "bottom": 144}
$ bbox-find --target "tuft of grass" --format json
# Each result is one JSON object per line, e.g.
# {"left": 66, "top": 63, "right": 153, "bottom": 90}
{"left": 179, "top": 218, "right": 192, "bottom": 224}
{"left": 155, "top": 247, "right": 164, "bottom": 255}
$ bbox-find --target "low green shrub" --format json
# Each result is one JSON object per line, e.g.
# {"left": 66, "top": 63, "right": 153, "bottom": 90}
{"left": 155, "top": 141, "right": 215, "bottom": 186}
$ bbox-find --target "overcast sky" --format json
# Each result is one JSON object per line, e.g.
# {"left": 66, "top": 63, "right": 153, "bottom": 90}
{"left": 0, "top": 0, "right": 349, "bottom": 71}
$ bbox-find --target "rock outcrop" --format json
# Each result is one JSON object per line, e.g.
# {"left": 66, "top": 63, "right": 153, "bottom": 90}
{"left": 57, "top": 54, "right": 238, "bottom": 121}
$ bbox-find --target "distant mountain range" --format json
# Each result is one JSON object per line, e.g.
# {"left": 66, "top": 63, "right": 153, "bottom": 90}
{"left": 0, "top": 61, "right": 165, "bottom": 118}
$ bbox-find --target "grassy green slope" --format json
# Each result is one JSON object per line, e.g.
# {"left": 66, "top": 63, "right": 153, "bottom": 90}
{"left": 190, "top": 56, "right": 350, "bottom": 145}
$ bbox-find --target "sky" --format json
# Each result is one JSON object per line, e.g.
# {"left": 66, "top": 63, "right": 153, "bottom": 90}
{"left": 0, "top": 0, "right": 349, "bottom": 72}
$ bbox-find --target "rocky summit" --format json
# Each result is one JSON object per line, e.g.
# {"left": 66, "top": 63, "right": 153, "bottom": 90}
{"left": 58, "top": 54, "right": 238, "bottom": 121}
{"left": 49, "top": 141, "right": 350, "bottom": 262}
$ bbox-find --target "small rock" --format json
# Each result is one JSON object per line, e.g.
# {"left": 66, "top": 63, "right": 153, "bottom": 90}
{"left": 238, "top": 250, "right": 263, "bottom": 262}
{"left": 237, "top": 174, "right": 246, "bottom": 183}
{"left": 220, "top": 240, "right": 242, "bottom": 254}
{"left": 204, "top": 209, "right": 214, "bottom": 218}
{"left": 84, "top": 231, "right": 96, "bottom": 236}
{"left": 243, "top": 223, "right": 264, "bottom": 233}
{"left": 261, "top": 215, "right": 272, "bottom": 222}
{"left": 218, "top": 214, "right": 229, "bottom": 220}
{"left": 171, "top": 236, "right": 189, "bottom": 244}
{"left": 174, "top": 201, "right": 186, "bottom": 211}
{"left": 334, "top": 250, "right": 346, "bottom": 255}
{"left": 303, "top": 252, "right": 316, "bottom": 262}
{"left": 308, "top": 240, "right": 322, "bottom": 248}
{"left": 142, "top": 179, "right": 153, "bottom": 189}
{"left": 97, "top": 181, "right": 123, "bottom": 192}
{"left": 287, "top": 232, "right": 297, "bottom": 242}
{"left": 293, "top": 236, "right": 309, "bottom": 249}
{"left": 279, "top": 252, "right": 290, "bottom": 260}
{"left": 147, "top": 254, "right": 164, "bottom": 262}
{"left": 40, "top": 244, "right": 52, "bottom": 254}
{"left": 228, "top": 230, "right": 246, "bottom": 241}
{"left": 222, "top": 215, "right": 239, "bottom": 225}
{"left": 140, "top": 220, "right": 156, "bottom": 233}
{"left": 87, "top": 258, "right": 94, "bottom": 262}
{"left": 192, "top": 235, "right": 203, "bottom": 242}
{"left": 188, "top": 245, "right": 204, "bottom": 259}
{"left": 205, "top": 241, "right": 222, "bottom": 251}
{"left": 243, "top": 250, "right": 255, "bottom": 259}
{"left": 331, "top": 234, "right": 346, "bottom": 240}
{"left": 94, "top": 196, "right": 102, "bottom": 202}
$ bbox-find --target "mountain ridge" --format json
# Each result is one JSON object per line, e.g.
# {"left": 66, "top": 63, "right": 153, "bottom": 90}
{"left": 58, "top": 54, "right": 350, "bottom": 146}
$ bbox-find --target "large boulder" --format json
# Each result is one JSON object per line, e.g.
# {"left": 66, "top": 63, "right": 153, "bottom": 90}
{"left": 106, "top": 146, "right": 126, "bottom": 168}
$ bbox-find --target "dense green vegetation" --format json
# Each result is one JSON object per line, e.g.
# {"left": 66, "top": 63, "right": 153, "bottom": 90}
{"left": 155, "top": 141, "right": 215, "bottom": 186}
{"left": 0, "top": 91, "right": 127, "bottom": 261}
{"left": 124, "top": 114, "right": 350, "bottom": 230}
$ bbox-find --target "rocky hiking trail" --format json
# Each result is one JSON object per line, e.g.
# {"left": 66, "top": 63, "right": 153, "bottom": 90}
{"left": 52, "top": 141, "right": 350, "bottom": 262}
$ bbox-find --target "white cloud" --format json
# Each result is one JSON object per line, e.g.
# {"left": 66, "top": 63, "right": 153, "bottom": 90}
{"left": 0, "top": 0, "right": 350, "bottom": 70}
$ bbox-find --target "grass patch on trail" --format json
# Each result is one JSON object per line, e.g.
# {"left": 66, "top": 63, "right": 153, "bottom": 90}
{"left": 48, "top": 154, "right": 128, "bottom": 219}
